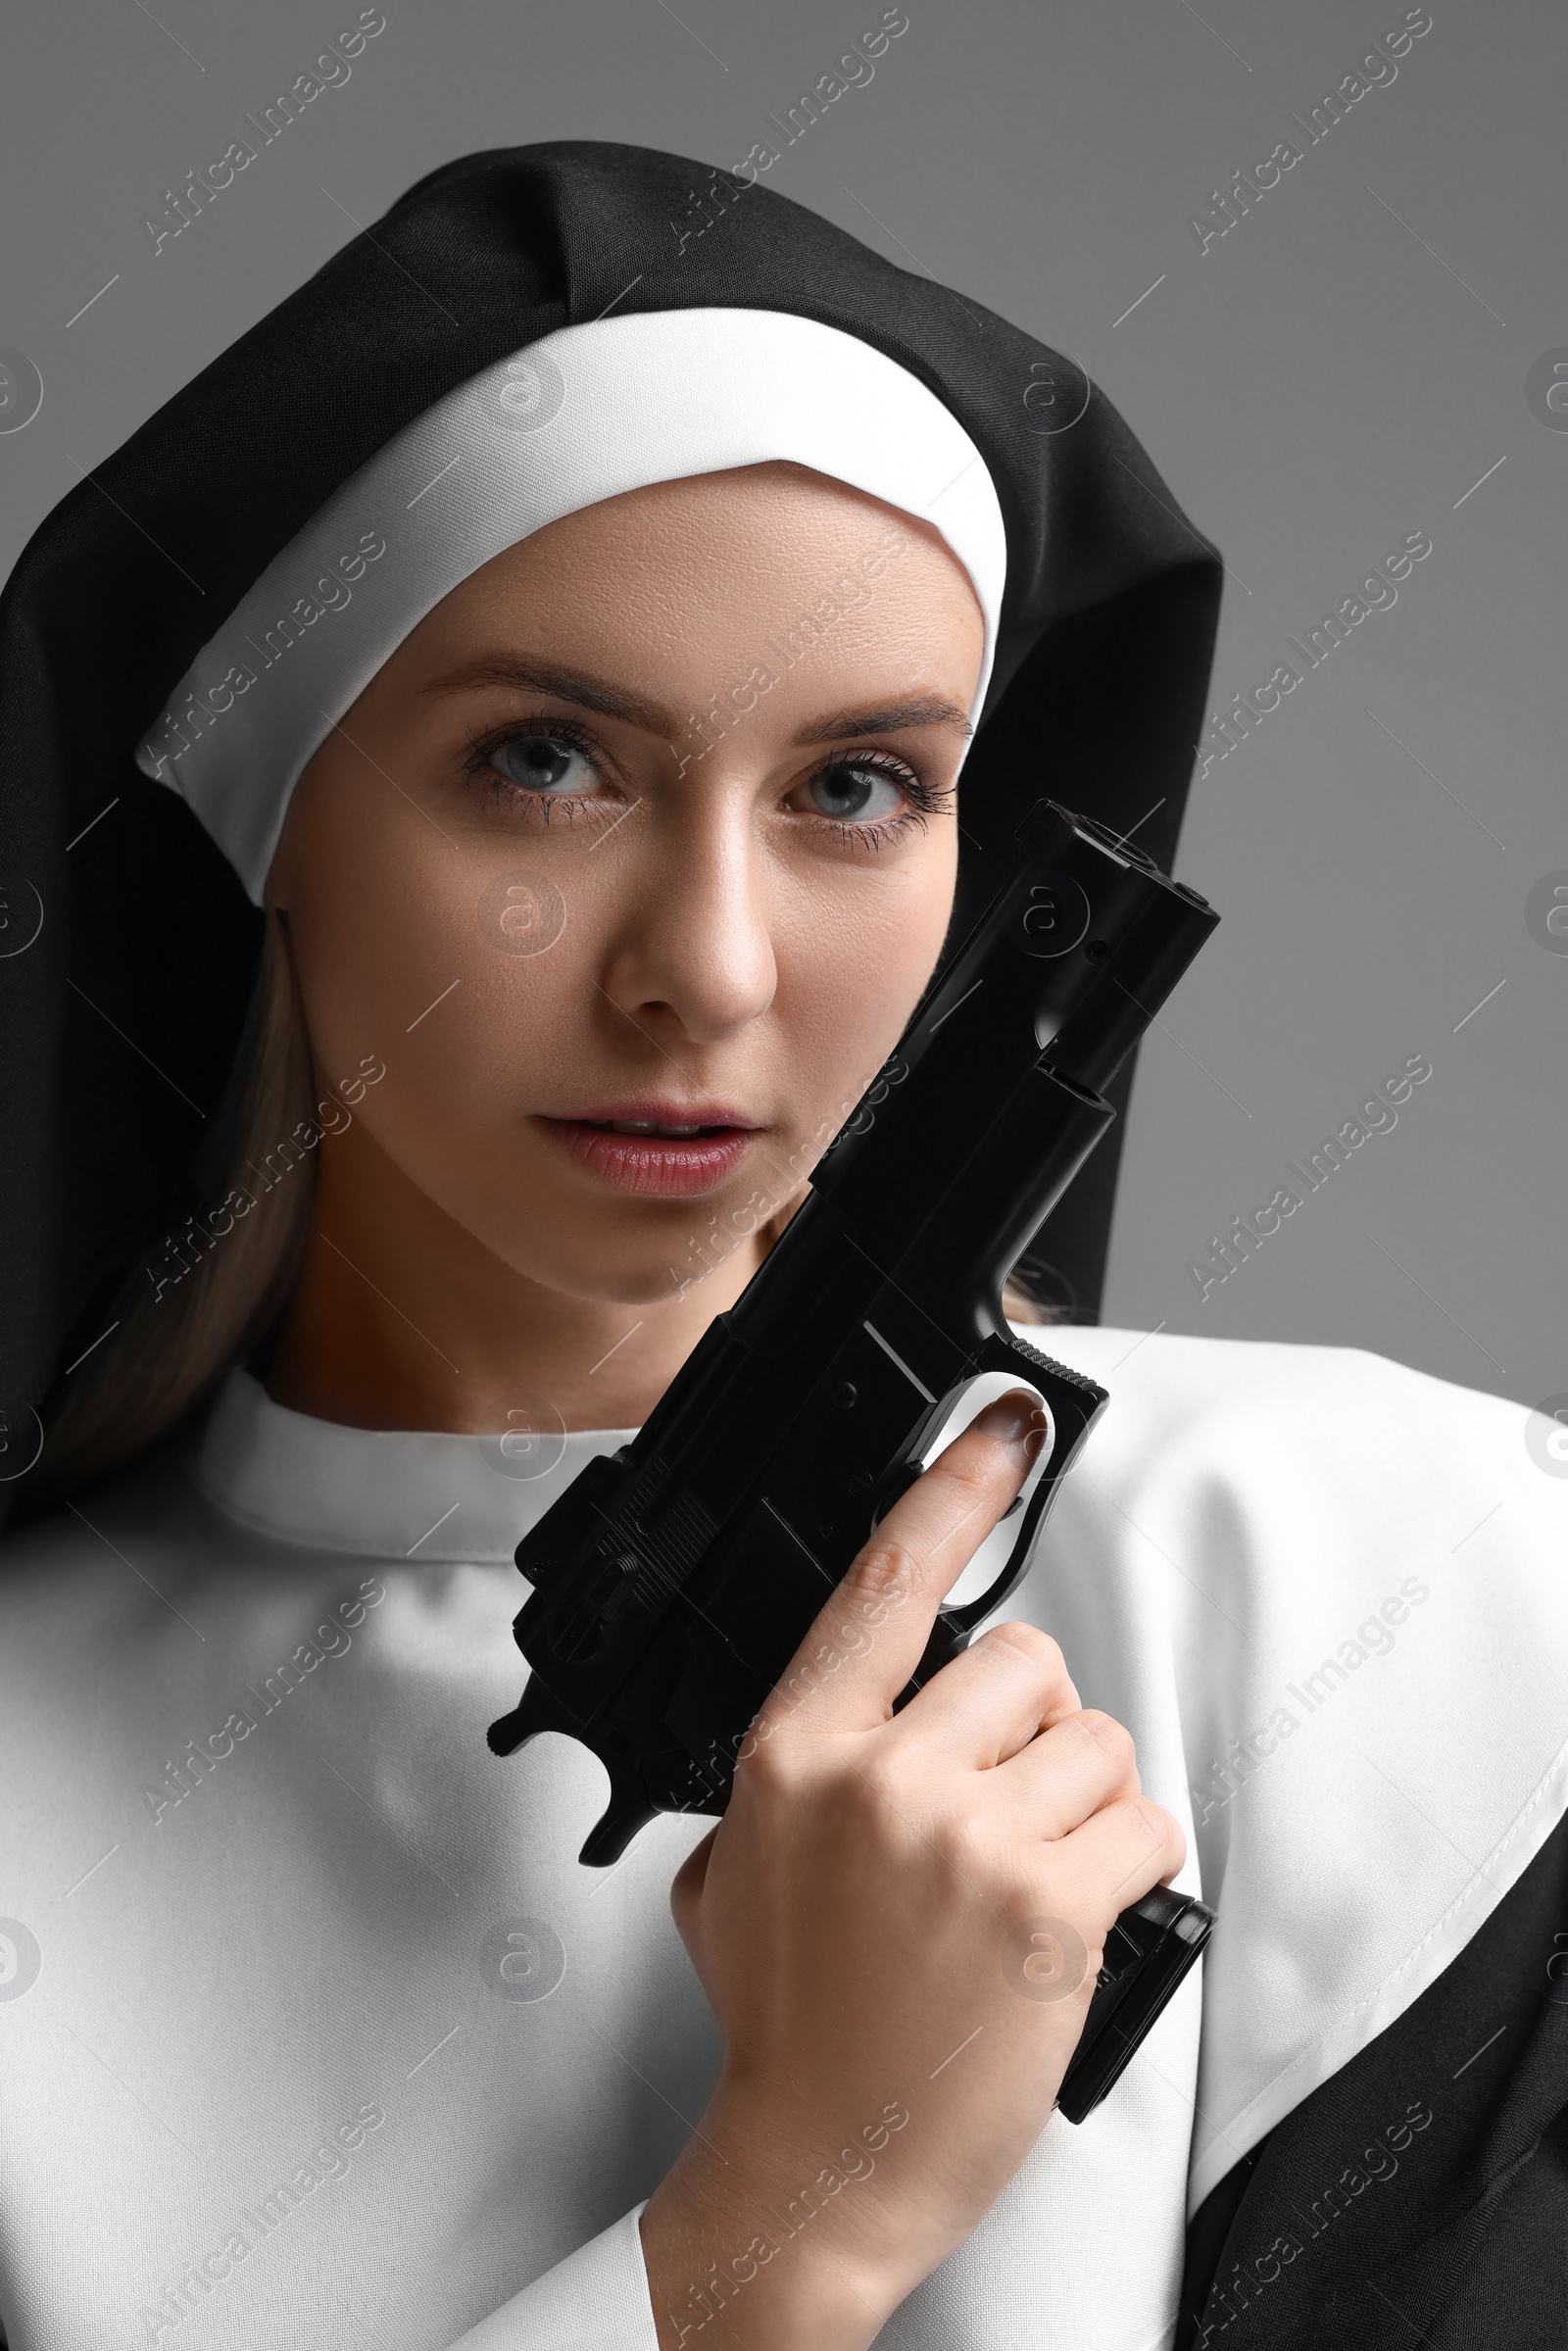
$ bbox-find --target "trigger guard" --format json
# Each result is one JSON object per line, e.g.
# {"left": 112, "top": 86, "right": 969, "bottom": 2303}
{"left": 942, "top": 1453, "right": 1061, "bottom": 1637}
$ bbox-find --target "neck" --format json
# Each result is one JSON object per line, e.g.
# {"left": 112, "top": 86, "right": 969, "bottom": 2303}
{"left": 263, "top": 1121, "right": 768, "bottom": 1435}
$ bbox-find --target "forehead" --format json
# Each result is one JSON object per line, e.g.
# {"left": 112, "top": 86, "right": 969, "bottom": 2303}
{"left": 400, "top": 464, "right": 986, "bottom": 697}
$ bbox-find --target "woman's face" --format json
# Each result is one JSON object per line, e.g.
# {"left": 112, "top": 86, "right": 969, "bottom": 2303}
{"left": 268, "top": 462, "right": 984, "bottom": 1308}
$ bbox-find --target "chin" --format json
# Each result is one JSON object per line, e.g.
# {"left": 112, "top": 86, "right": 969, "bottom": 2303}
{"left": 534, "top": 1251, "right": 748, "bottom": 1310}
{"left": 461, "top": 1206, "right": 747, "bottom": 1308}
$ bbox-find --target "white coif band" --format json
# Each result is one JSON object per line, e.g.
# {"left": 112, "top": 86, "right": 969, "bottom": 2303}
{"left": 135, "top": 308, "right": 1007, "bottom": 904}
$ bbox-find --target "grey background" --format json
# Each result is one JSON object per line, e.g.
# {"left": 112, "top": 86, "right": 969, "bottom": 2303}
{"left": 2, "top": 0, "right": 1561, "bottom": 1409}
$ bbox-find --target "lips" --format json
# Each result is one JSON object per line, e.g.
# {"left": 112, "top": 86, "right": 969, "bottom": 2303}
{"left": 537, "top": 1105, "right": 761, "bottom": 1199}
{"left": 584, "top": 1116, "right": 717, "bottom": 1138}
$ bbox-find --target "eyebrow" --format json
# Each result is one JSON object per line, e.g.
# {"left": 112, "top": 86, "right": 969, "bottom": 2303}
{"left": 797, "top": 697, "right": 972, "bottom": 745}
{"left": 422, "top": 656, "right": 972, "bottom": 745}
{"left": 425, "top": 656, "right": 676, "bottom": 735}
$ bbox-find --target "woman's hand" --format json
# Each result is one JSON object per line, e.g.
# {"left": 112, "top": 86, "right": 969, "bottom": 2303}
{"left": 638, "top": 1390, "right": 1186, "bottom": 2350}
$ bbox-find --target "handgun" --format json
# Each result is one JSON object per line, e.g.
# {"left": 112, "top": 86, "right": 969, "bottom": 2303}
{"left": 489, "top": 798, "right": 1219, "bottom": 2120}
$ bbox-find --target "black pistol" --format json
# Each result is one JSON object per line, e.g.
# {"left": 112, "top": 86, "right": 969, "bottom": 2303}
{"left": 490, "top": 799, "right": 1219, "bottom": 2122}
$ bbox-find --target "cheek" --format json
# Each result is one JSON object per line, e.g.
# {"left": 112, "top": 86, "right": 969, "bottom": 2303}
{"left": 772, "top": 838, "right": 956, "bottom": 1106}
{"left": 286, "top": 807, "right": 590, "bottom": 1168}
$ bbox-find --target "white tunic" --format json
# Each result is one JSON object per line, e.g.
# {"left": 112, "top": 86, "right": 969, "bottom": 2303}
{"left": 1, "top": 1326, "right": 1564, "bottom": 2350}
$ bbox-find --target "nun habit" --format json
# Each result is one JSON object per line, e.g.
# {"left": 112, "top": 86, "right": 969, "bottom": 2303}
{"left": 1, "top": 142, "right": 1566, "bottom": 2351}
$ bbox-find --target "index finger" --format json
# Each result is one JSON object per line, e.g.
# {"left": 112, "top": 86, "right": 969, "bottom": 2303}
{"left": 752, "top": 1389, "right": 1050, "bottom": 1739}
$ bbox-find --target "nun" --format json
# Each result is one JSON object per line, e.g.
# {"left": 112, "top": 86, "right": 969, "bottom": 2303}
{"left": 0, "top": 142, "right": 1564, "bottom": 2351}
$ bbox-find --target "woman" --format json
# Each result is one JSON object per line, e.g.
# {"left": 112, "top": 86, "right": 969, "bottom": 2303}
{"left": 2, "top": 144, "right": 1564, "bottom": 2351}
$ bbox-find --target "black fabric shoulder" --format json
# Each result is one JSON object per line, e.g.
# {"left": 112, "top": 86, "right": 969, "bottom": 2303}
{"left": 0, "top": 141, "right": 1220, "bottom": 1475}
{"left": 1178, "top": 1803, "right": 1568, "bottom": 2347}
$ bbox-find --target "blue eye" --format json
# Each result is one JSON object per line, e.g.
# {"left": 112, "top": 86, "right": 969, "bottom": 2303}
{"left": 806, "top": 759, "right": 906, "bottom": 823}
{"left": 491, "top": 731, "right": 597, "bottom": 795}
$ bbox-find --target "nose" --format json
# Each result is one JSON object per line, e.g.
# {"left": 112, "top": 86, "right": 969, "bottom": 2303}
{"left": 597, "top": 791, "right": 778, "bottom": 1047}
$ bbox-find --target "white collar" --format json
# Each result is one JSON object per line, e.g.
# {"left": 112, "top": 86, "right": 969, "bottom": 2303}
{"left": 190, "top": 1365, "right": 637, "bottom": 1563}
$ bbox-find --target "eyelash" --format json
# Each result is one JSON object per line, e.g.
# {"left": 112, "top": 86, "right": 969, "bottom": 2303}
{"left": 805, "top": 747, "right": 950, "bottom": 852}
{"left": 461, "top": 712, "right": 953, "bottom": 851}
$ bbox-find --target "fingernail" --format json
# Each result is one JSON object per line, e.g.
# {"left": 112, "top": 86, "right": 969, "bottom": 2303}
{"left": 974, "top": 1391, "right": 1048, "bottom": 1453}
